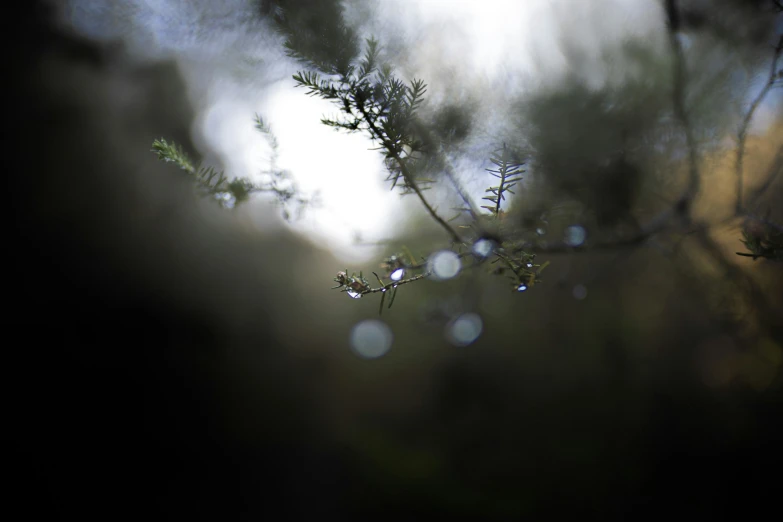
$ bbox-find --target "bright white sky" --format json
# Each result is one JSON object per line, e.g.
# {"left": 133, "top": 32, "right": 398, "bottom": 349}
{"left": 58, "top": 0, "right": 779, "bottom": 263}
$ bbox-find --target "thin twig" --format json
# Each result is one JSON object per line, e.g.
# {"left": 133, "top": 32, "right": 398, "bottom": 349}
{"left": 410, "top": 118, "right": 482, "bottom": 222}
{"left": 361, "top": 272, "right": 430, "bottom": 295}
{"left": 440, "top": 149, "right": 481, "bottom": 222}
{"left": 736, "top": 35, "right": 783, "bottom": 213}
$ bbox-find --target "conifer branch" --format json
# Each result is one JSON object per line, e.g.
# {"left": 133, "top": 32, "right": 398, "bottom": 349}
{"left": 736, "top": 213, "right": 783, "bottom": 261}
{"left": 356, "top": 102, "right": 463, "bottom": 244}
{"left": 364, "top": 272, "right": 430, "bottom": 295}
{"left": 151, "top": 138, "right": 197, "bottom": 173}
{"left": 481, "top": 144, "right": 525, "bottom": 216}
{"left": 292, "top": 37, "right": 463, "bottom": 243}
{"left": 491, "top": 250, "right": 545, "bottom": 290}
{"left": 151, "top": 120, "right": 314, "bottom": 217}
{"left": 152, "top": 138, "right": 236, "bottom": 206}
{"left": 332, "top": 268, "right": 430, "bottom": 314}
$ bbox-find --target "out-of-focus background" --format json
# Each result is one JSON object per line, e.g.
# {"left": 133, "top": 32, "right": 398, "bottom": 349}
{"left": 10, "top": 0, "right": 783, "bottom": 519}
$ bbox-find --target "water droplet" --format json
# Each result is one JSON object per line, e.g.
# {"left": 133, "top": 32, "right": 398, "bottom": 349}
{"left": 381, "top": 288, "right": 387, "bottom": 292}
{"left": 346, "top": 290, "right": 362, "bottom": 299}
{"left": 428, "top": 250, "right": 461, "bottom": 280}
{"left": 517, "top": 284, "right": 528, "bottom": 292}
{"left": 446, "top": 313, "right": 483, "bottom": 347}
{"left": 564, "top": 225, "right": 587, "bottom": 247}
{"left": 472, "top": 239, "right": 494, "bottom": 257}
{"left": 573, "top": 284, "right": 587, "bottom": 300}
{"left": 526, "top": 262, "right": 533, "bottom": 268}
{"left": 536, "top": 227, "right": 546, "bottom": 236}
{"left": 350, "top": 319, "right": 393, "bottom": 359}
{"left": 390, "top": 268, "right": 405, "bottom": 281}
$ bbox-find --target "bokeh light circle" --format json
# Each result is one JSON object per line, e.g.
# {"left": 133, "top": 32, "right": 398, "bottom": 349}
{"left": 564, "top": 225, "right": 587, "bottom": 247}
{"left": 350, "top": 319, "right": 393, "bottom": 359}
{"left": 472, "top": 239, "right": 495, "bottom": 257}
{"left": 446, "top": 313, "right": 483, "bottom": 346}
{"left": 428, "top": 250, "right": 462, "bottom": 280}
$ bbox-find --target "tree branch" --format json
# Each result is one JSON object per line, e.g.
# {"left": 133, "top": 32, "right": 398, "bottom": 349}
{"left": 363, "top": 271, "right": 429, "bottom": 295}
{"left": 736, "top": 35, "right": 783, "bottom": 213}
{"left": 437, "top": 144, "right": 481, "bottom": 222}
{"left": 356, "top": 103, "right": 464, "bottom": 243}
{"left": 664, "top": 0, "right": 701, "bottom": 219}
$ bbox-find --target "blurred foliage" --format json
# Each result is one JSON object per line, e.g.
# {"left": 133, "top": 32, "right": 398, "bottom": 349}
{"left": 20, "top": 1, "right": 783, "bottom": 519}
{"left": 152, "top": 137, "right": 251, "bottom": 208}
{"left": 260, "top": 0, "right": 783, "bottom": 325}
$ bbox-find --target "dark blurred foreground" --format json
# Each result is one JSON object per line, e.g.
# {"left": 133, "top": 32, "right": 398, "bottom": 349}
{"left": 8, "top": 3, "right": 783, "bottom": 520}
